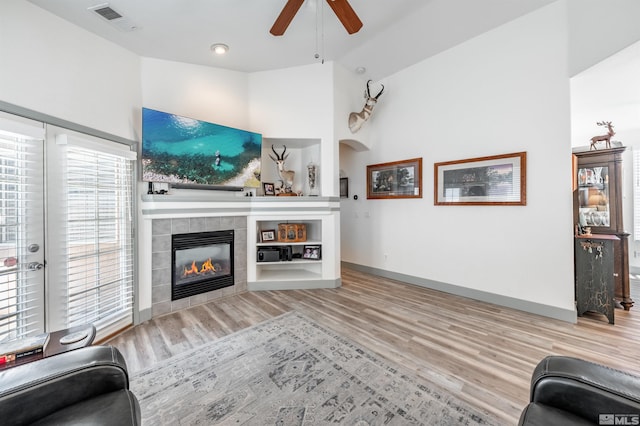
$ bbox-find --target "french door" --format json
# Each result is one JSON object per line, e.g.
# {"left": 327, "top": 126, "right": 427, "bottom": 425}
{"left": 0, "top": 112, "right": 135, "bottom": 343}
{"left": 45, "top": 125, "right": 136, "bottom": 341}
{"left": 0, "top": 113, "right": 46, "bottom": 341}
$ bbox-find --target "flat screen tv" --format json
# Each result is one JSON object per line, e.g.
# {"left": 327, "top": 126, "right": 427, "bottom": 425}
{"left": 141, "top": 108, "right": 262, "bottom": 189}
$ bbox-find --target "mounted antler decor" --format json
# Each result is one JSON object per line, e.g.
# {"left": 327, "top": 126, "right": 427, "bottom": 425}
{"left": 268, "top": 145, "right": 295, "bottom": 193}
{"left": 348, "top": 80, "right": 384, "bottom": 133}
{"left": 590, "top": 121, "right": 615, "bottom": 150}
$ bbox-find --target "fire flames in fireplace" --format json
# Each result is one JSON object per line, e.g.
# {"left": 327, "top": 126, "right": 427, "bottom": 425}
{"left": 182, "top": 258, "right": 218, "bottom": 277}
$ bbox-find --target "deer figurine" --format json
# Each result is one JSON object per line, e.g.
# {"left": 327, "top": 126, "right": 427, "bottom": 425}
{"left": 590, "top": 121, "right": 615, "bottom": 150}
{"left": 268, "top": 145, "right": 295, "bottom": 193}
{"left": 348, "top": 80, "right": 384, "bottom": 133}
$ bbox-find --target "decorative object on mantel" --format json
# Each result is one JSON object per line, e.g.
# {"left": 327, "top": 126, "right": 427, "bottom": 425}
{"left": 348, "top": 80, "right": 385, "bottom": 133}
{"left": 307, "top": 161, "right": 319, "bottom": 196}
{"left": 268, "top": 145, "right": 295, "bottom": 193}
{"left": 146, "top": 182, "right": 169, "bottom": 195}
{"left": 262, "top": 182, "right": 275, "bottom": 196}
{"left": 131, "top": 312, "right": 498, "bottom": 425}
{"left": 590, "top": 121, "right": 616, "bottom": 150}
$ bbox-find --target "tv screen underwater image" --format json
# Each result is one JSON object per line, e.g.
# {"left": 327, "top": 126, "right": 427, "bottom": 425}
{"left": 142, "top": 108, "right": 262, "bottom": 188}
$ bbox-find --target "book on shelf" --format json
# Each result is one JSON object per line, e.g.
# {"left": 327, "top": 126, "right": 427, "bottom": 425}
{"left": 0, "top": 333, "right": 49, "bottom": 365}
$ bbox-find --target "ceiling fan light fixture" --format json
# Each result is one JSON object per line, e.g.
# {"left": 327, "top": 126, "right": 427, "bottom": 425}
{"left": 210, "top": 43, "right": 229, "bottom": 55}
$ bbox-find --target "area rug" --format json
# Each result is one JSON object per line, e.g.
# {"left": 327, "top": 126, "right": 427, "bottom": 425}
{"left": 131, "top": 311, "right": 498, "bottom": 425}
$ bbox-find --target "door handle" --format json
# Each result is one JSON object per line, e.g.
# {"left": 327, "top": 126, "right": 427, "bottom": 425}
{"left": 27, "top": 262, "right": 44, "bottom": 271}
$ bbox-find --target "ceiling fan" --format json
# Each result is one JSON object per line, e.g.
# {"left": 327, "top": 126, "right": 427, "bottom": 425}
{"left": 270, "top": 0, "right": 363, "bottom": 36}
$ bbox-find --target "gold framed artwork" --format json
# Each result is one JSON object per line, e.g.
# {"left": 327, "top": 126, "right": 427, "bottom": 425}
{"left": 366, "top": 158, "right": 422, "bottom": 199}
{"left": 434, "top": 152, "right": 526, "bottom": 206}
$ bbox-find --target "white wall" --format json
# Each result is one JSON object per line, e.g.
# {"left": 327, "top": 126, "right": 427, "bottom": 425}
{"left": 0, "top": 0, "right": 141, "bottom": 140}
{"left": 140, "top": 58, "right": 250, "bottom": 133}
{"left": 249, "top": 63, "right": 337, "bottom": 195}
{"left": 340, "top": 2, "right": 576, "bottom": 316}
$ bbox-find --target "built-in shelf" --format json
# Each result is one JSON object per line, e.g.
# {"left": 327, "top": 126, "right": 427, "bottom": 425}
{"left": 247, "top": 213, "right": 339, "bottom": 291}
{"left": 256, "top": 268, "right": 323, "bottom": 281}
{"left": 256, "top": 241, "right": 322, "bottom": 247}
{"left": 256, "top": 259, "right": 322, "bottom": 265}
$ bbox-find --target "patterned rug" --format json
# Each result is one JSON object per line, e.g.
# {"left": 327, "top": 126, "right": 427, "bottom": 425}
{"left": 131, "top": 311, "right": 498, "bottom": 425}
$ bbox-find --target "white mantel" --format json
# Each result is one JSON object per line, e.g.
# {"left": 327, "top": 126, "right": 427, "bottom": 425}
{"left": 137, "top": 193, "right": 341, "bottom": 322}
{"left": 140, "top": 193, "right": 340, "bottom": 218}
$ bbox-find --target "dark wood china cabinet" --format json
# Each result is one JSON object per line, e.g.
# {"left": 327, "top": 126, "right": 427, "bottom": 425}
{"left": 573, "top": 146, "right": 633, "bottom": 310}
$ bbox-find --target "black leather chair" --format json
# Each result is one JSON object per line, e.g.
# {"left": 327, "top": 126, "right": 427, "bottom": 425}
{"left": 519, "top": 355, "right": 640, "bottom": 425}
{"left": 0, "top": 345, "right": 140, "bottom": 425}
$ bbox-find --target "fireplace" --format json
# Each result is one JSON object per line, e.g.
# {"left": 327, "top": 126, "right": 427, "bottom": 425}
{"left": 172, "top": 230, "right": 234, "bottom": 300}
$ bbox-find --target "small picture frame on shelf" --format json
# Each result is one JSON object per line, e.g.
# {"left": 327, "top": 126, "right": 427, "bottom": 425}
{"left": 303, "top": 245, "right": 321, "bottom": 260}
{"left": 262, "top": 182, "right": 275, "bottom": 196}
{"left": 261, "top": 229, "right": 276, "bottom": 242}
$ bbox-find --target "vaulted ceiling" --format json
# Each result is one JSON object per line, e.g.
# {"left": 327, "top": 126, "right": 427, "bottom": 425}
{"left": 27, "top": 0, "right": 555, "bottom": 80}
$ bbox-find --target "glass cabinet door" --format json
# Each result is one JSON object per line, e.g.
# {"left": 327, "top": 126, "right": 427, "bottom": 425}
{"left": 577, "top": 166, "right": 610, "bottom": 228}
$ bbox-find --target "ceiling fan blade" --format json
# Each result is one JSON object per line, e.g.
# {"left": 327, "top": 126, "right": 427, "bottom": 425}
{"left": 270, "top": 0, "right": 305, "bottom": 36}
{"left": 325, "top": 0, "right": 363, "bottom": 34}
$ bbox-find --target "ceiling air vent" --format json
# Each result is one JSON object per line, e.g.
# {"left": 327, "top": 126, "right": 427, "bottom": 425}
{"left": 93, "top": 5, "right": 122, "bottom": 21}
{"left": 88, "top": 3, "right": 138, "bottom": 32}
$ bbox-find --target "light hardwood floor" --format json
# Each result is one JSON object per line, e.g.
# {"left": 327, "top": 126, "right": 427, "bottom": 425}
{"left": 109, "top": 266, "right": 640, "bottom": 424}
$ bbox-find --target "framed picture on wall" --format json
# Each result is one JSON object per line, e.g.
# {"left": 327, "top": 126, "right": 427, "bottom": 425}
{"left": 434, "top": 151, "right": 526, "bottom": 206}
{"left": 366, "top": 158, "right": 422, "bottom": 199}
{"left": 340, "top": 178, "right": 349, "bottom": 198}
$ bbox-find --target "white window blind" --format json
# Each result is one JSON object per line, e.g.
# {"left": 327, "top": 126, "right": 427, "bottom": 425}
{"left": 633, "top": 149, "right": 640, "bottom": 241}
{"left": 61, "top": 142, "right": 135, "bottom": 338}
{"left": 0, "top": 117, "right": 45, "bottom": 341}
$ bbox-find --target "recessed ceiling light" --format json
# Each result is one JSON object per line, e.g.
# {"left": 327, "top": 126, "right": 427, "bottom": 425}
{"left": 355, "top": 66, "right": 366, "bottom": 74}
{"left": 210, "top": 43, "right": 229, "bottom": 55}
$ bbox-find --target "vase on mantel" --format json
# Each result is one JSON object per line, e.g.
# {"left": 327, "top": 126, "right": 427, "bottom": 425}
{"left": 307, "top": 162, "right": 319, "bottom": 196}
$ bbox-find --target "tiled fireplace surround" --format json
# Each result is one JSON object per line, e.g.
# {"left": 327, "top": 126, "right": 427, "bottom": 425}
{"left": 150, "top": 216, "right": 247, "bottom": 318}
